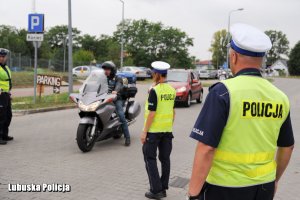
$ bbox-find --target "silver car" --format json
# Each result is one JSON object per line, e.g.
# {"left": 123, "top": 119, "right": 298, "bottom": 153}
{"left": 73, "top": 66, "right": 102, "bottom": 78}
{"left": 198, "top": 70, "right": 211, "bottom": 79}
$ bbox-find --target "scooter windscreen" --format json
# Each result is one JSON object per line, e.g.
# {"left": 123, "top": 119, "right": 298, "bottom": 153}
{"left": 79, "top": 70, "right": 108, "bottom": 95}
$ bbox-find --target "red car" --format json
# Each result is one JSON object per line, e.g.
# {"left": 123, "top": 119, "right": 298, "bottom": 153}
{"left": 167, "top": 70, "right": 203, "bottom": 107}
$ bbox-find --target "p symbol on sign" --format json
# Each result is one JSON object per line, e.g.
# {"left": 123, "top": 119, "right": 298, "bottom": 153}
{"left": 31, "top": 16, "right": 40, "bottom": 30}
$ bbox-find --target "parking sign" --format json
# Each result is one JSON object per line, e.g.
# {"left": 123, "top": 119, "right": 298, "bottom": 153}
{"left": 28, "top": 14, "right": 44, "bottom": 33}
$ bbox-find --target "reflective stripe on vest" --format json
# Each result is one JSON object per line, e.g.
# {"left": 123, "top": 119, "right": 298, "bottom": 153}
{"left": 0, "top": 65, "right": 11, "bottom": 92}
{"left": 207, "top": 75, "right": 290, "bottom": 187}
{"left": 144, "top": 83, "right": 176, "bottom": 133}
{"left": 214, "top": 150, "right": 275, "bottom": 164}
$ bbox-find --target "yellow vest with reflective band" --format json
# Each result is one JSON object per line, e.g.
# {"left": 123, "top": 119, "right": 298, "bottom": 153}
{"left": 207, "top": 75, "right": 290, "bottom": 187}
{"left": 0, "top": 65, "right": 11, "bottom": 92}
{"left": 145, "top": 83, "right": 176, "bottom": 133}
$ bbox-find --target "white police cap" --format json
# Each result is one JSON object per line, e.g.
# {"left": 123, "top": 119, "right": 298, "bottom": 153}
{"left": 151, "top": 61, "right": 170, "bottom": 74}
{"left": 230, "top": 23, "right": 272, "bottom": 57}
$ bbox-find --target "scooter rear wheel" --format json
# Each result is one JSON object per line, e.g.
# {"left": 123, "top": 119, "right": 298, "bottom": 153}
{"left": 76, "top": 124, "right": 96, "bottom": 152}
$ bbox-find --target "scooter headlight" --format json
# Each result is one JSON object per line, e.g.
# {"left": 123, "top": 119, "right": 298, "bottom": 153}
{"left": 78, "top": 101, "right": 101, "bottom": 112}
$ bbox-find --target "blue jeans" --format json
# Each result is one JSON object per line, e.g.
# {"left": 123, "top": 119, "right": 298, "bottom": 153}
{"left": 115, "top": 100, "right": 130, "bottom": 139}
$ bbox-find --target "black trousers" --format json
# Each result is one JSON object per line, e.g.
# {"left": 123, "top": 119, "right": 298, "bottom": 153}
{"left": 200, "top": 182, "right": 275, "bottom": 200}
{"left": 0, "top": 92, "right": 12, "bottom": 139}
{"left": 142, "top": 132, "right": 173, "bottom": 194}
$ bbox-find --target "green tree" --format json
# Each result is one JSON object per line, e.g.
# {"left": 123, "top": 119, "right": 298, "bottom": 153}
{"left": 0, "top": 25, "right": 32, "bottom": 56}
{"left": 80, "top": 34, "right": 99, "bottom": 55}
{"left": 209, "top": 29, "right": 227, "bottom": 68}
{"left": 45, "top": 25, "right": 81, "bottom": 49}
{"left": 113, "top": 19, "right": 194, "bottom": 68}
{"left": 95, "top": 35, "right": 120, "bottom": 65}
{"left": 73, "top": 49, "right": 95, "bottom": 66}
{"left": 265, "top": 30, "right": 289, "bottom": 65}
{"left": 288, "top": 41, "right": 300, "bottom": 75}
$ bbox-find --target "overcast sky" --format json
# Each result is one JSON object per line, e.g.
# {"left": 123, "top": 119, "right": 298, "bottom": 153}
{"left": 1, "top": 0, "right": 300, "bottom": 60}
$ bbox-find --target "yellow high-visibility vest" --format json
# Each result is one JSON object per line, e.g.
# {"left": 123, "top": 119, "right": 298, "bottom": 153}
{"left": 144, "top": 83, "right": 176, "bottom": 133}
{"left": 0, "top": 65, "right": 11, "bottom": 92}
{"left": 207, "top": 75, "right": 290, "bottom": 187}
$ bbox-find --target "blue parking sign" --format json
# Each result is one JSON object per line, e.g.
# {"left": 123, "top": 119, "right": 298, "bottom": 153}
{"left": 28, "top": 14, "right": 44, "bottom": 33}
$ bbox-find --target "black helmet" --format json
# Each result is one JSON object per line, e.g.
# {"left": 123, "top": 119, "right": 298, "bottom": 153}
{"left": 102, "top": 61, "right": 117, "bottom": 77}
{"left": 0, "top": 48, "right": 9, "bottom": 56}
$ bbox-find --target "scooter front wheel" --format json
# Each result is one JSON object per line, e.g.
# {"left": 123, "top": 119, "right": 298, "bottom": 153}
{"left": 76, "top": 124, "right": 96, "bottom": 152}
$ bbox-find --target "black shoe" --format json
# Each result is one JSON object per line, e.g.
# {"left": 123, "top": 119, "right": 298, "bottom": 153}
{"left": 3, "top": 136, "right": 13, "bottom": 141}
{"left": 0, "top": 139, "right": 7, "bottom": 145}
{"left": 145, "top": 191, "right": 164, "bottom": 199}
{"left": 125, "top": 138, "right": 131, "bottom": 146}
{"left": 162, "top": 190, "right": 167, "bottom": 198}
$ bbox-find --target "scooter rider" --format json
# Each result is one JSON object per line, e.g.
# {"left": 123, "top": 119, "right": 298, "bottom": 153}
{"left": 102, "top": 61, "right": 131, "bottom": 146}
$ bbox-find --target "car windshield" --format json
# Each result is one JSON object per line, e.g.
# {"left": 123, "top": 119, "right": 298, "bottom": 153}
{"left": 167, "top": 71, "right": 188, "bottom": 82}
{"left": 79, "top": 70, "right": 108, "bottom": 94}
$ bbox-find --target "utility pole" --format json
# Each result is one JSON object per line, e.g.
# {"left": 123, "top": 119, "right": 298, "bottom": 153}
{"left": 226, "top": 8, "right": 244, "bottom": 69}
{"left": 33, "top": 0, "right": 37, "bottom": 103}
{"left": 63, "top": 37, "right": 67, "bottom": 72}
{"left": 68, "top": 0, "right": 73, "bottom": 93}
{"left": 119, "top": 0, "right": 125, "bottom": 68}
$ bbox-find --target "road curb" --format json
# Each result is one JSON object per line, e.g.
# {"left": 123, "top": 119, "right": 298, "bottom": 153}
{"left": 13, "top": 105, "right": 77, "bottom": 116}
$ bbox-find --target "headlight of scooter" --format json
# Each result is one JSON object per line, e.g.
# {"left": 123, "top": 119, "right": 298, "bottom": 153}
{"left": 78, "top": 101, "right": 101, "bottom": 112}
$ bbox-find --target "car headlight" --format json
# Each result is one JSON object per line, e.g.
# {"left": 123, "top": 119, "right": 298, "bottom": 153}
{"left": 176, "top": 87, "right": 187, "bottom": 93}
{"left": 78, "top": 101, "right": 101, "bottom": 112}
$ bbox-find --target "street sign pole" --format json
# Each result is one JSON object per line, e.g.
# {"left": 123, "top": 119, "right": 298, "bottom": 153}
{"left": 33, "top": 41, "right": 38, "bottom": 103}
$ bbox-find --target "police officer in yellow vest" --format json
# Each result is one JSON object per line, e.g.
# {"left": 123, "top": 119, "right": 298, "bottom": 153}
{"left": 187, "top": 23, "right": 294, "bottom": 200}
{"left": 141, "top": 61, "right": 176, "bottom": 199}
{"left": 0, "top": 48, "right": 14, "bottom": 145}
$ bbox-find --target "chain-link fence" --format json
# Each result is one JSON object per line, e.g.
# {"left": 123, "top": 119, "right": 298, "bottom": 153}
{"left": 7, "top": 52, "right": 69, "bottom": 72}
{"left": 8, "top": 51, "right": 95, "bottom": 73}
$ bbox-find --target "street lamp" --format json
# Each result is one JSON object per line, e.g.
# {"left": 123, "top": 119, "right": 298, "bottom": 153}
{"left": 63, "top": 37, "right": 68, "bottom": 72}
{"left": 226, "top": 8, "right": 244, "bottom": 68}
{"left": 119, "top": 0, "right": 125, "bottom": 68}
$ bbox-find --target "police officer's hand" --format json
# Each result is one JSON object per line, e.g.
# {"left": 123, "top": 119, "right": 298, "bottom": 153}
{"left": 112, "top": 91, "right": 117, "bottom": 94}
{"left": 140, "top": 131, "right": 147, "bottom": 144}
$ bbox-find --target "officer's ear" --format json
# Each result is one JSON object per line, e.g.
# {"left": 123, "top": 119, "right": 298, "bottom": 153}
{"left": 231, "top": 50, "right": 238, "bottom": 66}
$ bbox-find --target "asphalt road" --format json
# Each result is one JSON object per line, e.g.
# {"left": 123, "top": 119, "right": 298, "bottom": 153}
{"left": 0, "top": 78, "right": 299, "bottom": 200}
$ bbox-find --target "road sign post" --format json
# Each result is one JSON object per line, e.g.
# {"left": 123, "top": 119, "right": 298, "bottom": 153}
{"left": 34, "top": 41, "right": 38, "bottom": 103}
{"left": 27, "top": 13, "right": 44, "bottom": 103}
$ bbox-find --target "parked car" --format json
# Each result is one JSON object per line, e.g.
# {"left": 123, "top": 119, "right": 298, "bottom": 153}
{"left": 119, "top": 66, "right": 148, "bottom": 80}
{"left": 198, "top": 69, "right": 218, "bottom": 79}
{"left": 72, "top": 66, "right": 101, "bottom": 78}
{"left": 198, "top": 70, "right": 211, "bottom": 79}
{"left": 138, "top": 67, "right": 152, "bottom": 78}
{"left": 117, "top": 71, "right": 137, "bottom": 84}
{"left": 209, "top": 70, "right": 218, "bottom": 79}
{"left": 167, "top": 70, "right": 203, "bottom": 107}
